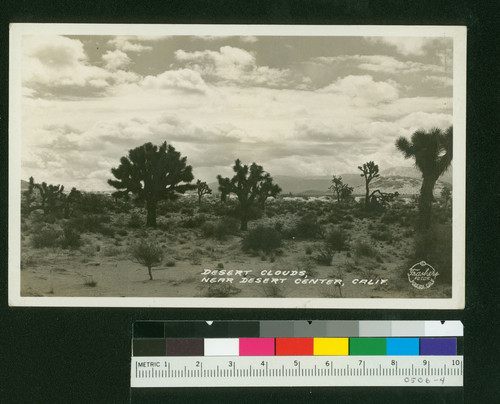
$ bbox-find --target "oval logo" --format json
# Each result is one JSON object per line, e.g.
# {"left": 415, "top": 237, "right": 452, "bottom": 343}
{"left": 408, "top": 261, "right": 439, "bottom": 289}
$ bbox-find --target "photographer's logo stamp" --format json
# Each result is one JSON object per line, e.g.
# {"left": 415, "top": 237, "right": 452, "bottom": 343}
{"left": 408, "top": 261, "right": 439, "bottom": 289}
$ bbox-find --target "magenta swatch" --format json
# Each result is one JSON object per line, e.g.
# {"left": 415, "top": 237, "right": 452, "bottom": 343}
{"left": 239, "top": 338, "right": 275, "bottom": 356}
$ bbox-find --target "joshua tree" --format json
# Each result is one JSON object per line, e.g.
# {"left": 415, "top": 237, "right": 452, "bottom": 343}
{"left": 358, "top": 161, "right": 380, "bottom": 208}
{"left": 196, "top": 180, "right": 212, "bottom": 204}
{"left": 217, "top": 177, "right": 232, "bottom": 202}
{"left": 329, "top": 175, "right": 353, "bottom": 203}
{"left": 23, "top": 177, "right": 65, "bottom": 215}
{"left": 217, "top": 159, "right": 281, "bottom": 230}
{"left": 21, "top": 177, "right": 38, "bottom": 215}
{"left": 396, "top": 126, "right": 453, "bottom": 233}
{"left": 257, "top": 173, "right": 282, "bottom": 209}
{"left": 108, "top": 141, "right": 195, "bottom": 227}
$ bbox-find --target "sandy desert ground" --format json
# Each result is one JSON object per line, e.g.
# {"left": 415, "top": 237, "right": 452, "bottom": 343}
{"left": 19, "top": 195, "right": 452, "bottom": 300}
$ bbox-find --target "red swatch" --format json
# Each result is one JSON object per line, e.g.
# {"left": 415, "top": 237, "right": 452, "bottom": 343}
{"left": 276, "top": 338, "right": 314, "bottom": 356}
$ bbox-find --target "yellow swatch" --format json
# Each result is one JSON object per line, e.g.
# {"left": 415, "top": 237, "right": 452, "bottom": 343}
{"left": 314, "top": 338, "right": 349, "bottom": 355}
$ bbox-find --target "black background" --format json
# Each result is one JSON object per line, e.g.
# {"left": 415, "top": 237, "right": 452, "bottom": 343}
{"left": 1, "top": 1, "right": 498, "bottom": 403}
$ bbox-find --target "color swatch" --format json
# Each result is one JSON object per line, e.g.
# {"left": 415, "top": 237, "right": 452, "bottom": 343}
{"left": 132, "top": 321, "right": 462, "bottom": 357}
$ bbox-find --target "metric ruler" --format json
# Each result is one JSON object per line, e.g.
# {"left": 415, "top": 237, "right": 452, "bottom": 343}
{"left": 131, "top": 355, "right": 462, "bottom": 387}
{"left": 130, "top": 320, "right": 463, "bottom": 388}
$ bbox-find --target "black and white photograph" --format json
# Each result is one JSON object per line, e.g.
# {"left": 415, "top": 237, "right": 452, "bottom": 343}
{"left": 9, "top": 24, "right": 466, "bottom": 308}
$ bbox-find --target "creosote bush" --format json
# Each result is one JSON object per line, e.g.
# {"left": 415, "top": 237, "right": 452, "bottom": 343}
{"left": 314, "top": 248, "right": 334, "bottom": 266}
{"left": 354, "top": 241, "right": 379, "bottom": 259}
{"left": 324, "top": 228, "right": 348, "bottom": 251}
{"left": 32, "top": 228, "right": 61, "bottom": 248}
{"left": 131, "top": 240, "right": 164, "bottom": 280}
{"left": 201, "top": 219, "right": 239, "bottom": 240}
{"left": 293, "top": 213, "right": 322, "bottom": 239}
{"left": 242, "top": 226, "right": 282, "bottom": 254}
{"left": 61, "top": 225, "right": 82, "bottom": 249}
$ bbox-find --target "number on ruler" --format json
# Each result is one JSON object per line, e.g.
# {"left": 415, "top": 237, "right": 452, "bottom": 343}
{"left": 228, "top": 361, "right": 233, "bottom": 367}
{"left": 452, "top": 360, "right": 461, "bottom": 366}
{"left": 391, "top": 360, "right": 397, "bottom": 366}
{"left": 294, "top": 360, "right": 299, "bottom": 366}
{"left": 195, "top": 361, "right": 201, "bottom": 367}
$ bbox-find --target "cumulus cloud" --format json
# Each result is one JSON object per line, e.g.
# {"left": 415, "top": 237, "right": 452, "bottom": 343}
{"left": 318, "top": 75, "right": 399, "bottom": 106}
{"left": 22, "top": 35, "right": 110, "bottom": 94}
{"left": 102, "top": 49, "right": 131, "bottom": 70}
{"left": 174, "top": 46, "right": 290, "bottom": 87}
{"left": 141, "top": 69, "right": 209, "bottom": 93}
{"left": 107, "top": 36, "right": 153, "bottom": 52}
{"left": 22, "top": 35, "right": 141, "bottom": 97}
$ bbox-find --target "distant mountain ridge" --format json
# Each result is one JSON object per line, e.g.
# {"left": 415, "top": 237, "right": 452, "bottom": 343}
{"left": 207, "top": 166, "right": 452, "bottom": 197}
{"left": 22, "top": 165, "right": 452, "bottom": 197}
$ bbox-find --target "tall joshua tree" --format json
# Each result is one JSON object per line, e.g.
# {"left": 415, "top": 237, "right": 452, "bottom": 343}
{"left": 396, "top": 126, "right": 453, "bottom": 233}
{"left": 358, "top": 161, "right": 380, "bottom": 208}
{"left": 217, "top": 159, "right": 281, "bottom": 230}
{"left": 196, "top": 180, "right": 212, "bottom": 204}
{"left": 108, "top": 142, "right": 195, "bottom": 227}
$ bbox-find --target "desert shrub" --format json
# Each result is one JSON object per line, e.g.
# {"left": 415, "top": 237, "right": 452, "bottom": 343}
{"left": 293, "top": 213, "right": 322, "bottom": 239}
{"left": 181, "top": 214, "right": 206, "bottom": 228}
{"left": 354, "top": 241, "right": 379, "bottom": 258}
{"left": 69, "top": 215, "right": 111, "bottom": 234}
{"left": 324, "top": 228, "right": 348, "bottom": 251}
{"left": 274, "top": 221, "right": 284, "bottom": 233}
{"left": 60, "top": 225, "right": 82, "bottom": 249}
{"left": 242, "top": 226, "right": 282, "bottom": 254}
{"left": 98, "top": 226, "right": 115, "bottom": 237}
{"left": 128, "top": 212, "right": 143, "bottom": 229}
{"left": 297, "top": 257, "right": 317, "bottom": 277}
{"left": 131, "top": 240, "right": 164, "bottom": 280}
{"left": 83, "top": 276, "right": 97, "bottom": 287}
{"left": 370, "top": 230, "right": 393, "bottom": 243}
{"left": 205, "top": 284, "right": 241, "bottom": 297}
{"left": 305, "top": 245, "right": 313, "bottom": 255}
{"left": 42, "top": 214, "right": 58, "bottom": 224}
{"left": 165, "top": 258, "right": 176, "bottom": 267}
{"left": 180, "top": 207, "right": 194, "bottom": 216}
{"left": 201, "top": 219, "right": 239, "bottom": 240}
{"left": 116, "top": 229, "right": 128, "bottom": 237}
{"left": 341, "top": 222, "right": 354, "bottom": 230}
{"left": 77, "top": 193, "right": 114, "bottom": 214}
{"left": 32, "top": 228, "right": 61, "bottom": 248}
{"left": 380, "top": 212, "right": 399, "bottom": 224}
{"left": 103, "top": 246, "right": 122, "bottom": 257}
{"left": 188, "top": 248, "right": 203, "bottom": 265}
{"left": 315, "top": 248, "right": 333, "bottom": 266}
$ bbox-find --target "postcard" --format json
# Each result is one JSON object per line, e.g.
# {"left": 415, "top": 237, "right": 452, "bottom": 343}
{"left": 9, "top": 24, "right": 466, "bottom": 308}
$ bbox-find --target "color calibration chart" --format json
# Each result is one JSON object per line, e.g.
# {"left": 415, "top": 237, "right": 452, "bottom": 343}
{"left": 130, "top": 321, "right": 463, "bottom": 387}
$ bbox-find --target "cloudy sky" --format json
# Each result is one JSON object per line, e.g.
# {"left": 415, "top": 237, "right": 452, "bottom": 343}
{"left": 19, "top": 32, "right": 453, "bottom": 191}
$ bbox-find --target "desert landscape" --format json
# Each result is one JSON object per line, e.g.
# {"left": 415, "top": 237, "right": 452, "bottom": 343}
{"left": 20, "top": 169, "right": 452, "bottom": 299}
{"left": 13, "top": 31, "right": 458, "bottom": 301}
